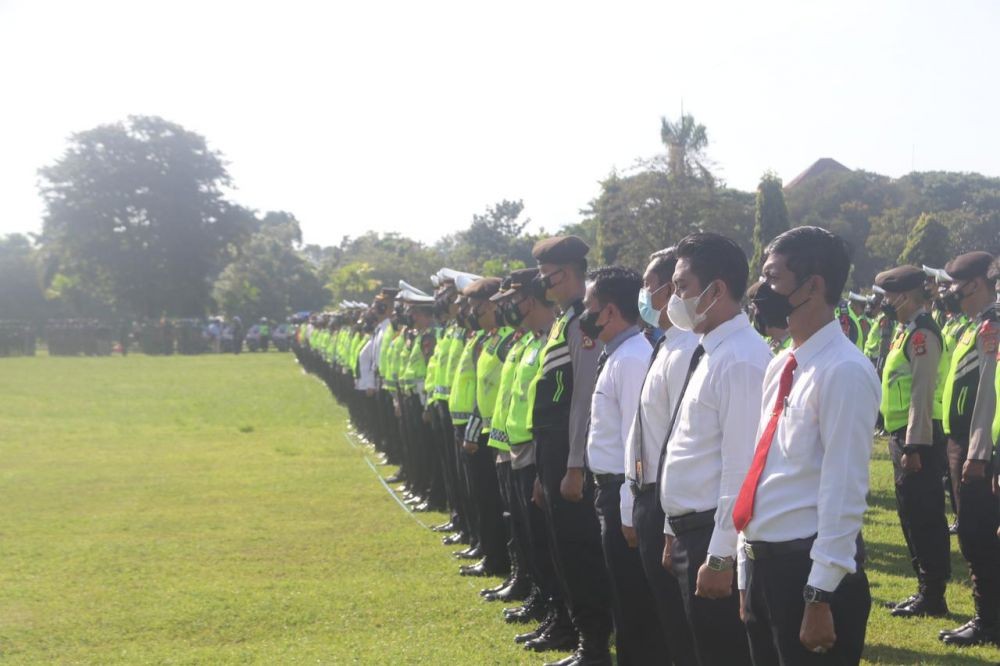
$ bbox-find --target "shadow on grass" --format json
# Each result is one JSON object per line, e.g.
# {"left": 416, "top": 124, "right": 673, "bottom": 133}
{"left": 864, "top": 642, "right": 996, "bottom": 665}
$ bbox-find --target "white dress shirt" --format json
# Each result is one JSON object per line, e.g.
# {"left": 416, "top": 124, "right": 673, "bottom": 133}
{"left": 740, "top": 318, "right": 880, "bottom": 592}
{"left": 625, "top": 326, "right": 700, "bottom": 488}
{"left": 659, "top": 312, "right": 771, "bottom": 562}
{"left": 355, "top": 338, "right": 376, "bottom": 391}
{"left": 370, "top": 318, "right": 392, "bottom": 380}
{"left": 587, "top": 326, "right": 651, "bottom": 528}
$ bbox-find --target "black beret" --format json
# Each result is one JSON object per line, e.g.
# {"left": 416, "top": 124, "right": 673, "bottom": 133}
{"left": 874, "top": 265, "right": 926, "bottom": 293}
{"left": 492, "top": 268, "right": 542, "bottom": 301}
{"left": 376, "top": 287, "right": 399, "bottom": 301}
{"left": 945, "top": 251, "right": 994, "bottom": 281}
{"left": 464, "top": 277, "right": 502, "bottom": 300}
{"left": 532, "top": 235, "right": 590, "bottom": 264}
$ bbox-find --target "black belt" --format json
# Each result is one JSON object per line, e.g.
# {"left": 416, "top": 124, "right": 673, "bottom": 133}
{"left": 629, "top": 482, "right": 656, "bottom": 498}
{"left": 744, "top": 536, "right": 816, "bottom": 561}
{"left": 667, "top": 508, "right": 716, "bottom": 535}
{"left": 594, "top": 473, "right": 626, "bottom": 486}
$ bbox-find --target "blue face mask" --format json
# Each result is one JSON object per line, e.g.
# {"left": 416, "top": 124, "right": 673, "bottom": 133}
{"left": 637, "top": 283, "right": 669, "bottom": 328}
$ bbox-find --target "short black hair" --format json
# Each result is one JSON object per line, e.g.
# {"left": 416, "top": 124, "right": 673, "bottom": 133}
{"left": 674, "top": 232, "right": 749, "bottom": 300}
{"left": 647, "top": 247, "right": 678, "bottom": 285}
{"left": 586, "top": 266, "right": 642, "bottom": 324}
{"left": 765, "top": 226, "right": 851, "bottom": 305}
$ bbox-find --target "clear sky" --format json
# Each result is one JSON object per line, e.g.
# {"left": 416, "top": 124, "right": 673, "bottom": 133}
{"left": 1, "top": 0, "right": 998, "bottom": 247}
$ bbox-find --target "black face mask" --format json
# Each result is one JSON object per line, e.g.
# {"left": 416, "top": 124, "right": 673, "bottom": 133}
{"left": 941, "top": 286, "right": 965, "bottom": 314}
{"left": 752, "top": 282, "right": 803, "bottom": 329}
{"left": 751, "top": 308, "right": 768, "bottom": 336}
{"left": 504, "top": 301, "right": 525, "bottom": 328}
{"left": 465, "top": 309, "right": 481, "bottom": 331}
{"left": 578, "top": 306, "right": 605, "bottom": 340}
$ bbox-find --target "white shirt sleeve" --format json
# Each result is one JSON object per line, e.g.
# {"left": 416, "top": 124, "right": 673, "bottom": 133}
{"left": 617, "top": 353, "right": 647, "bottom": 527}
{"left": 808, "top": 360, "right": 879, "bottom": 591}
{"left": 707, "top": 359, "right": 765, "bottom": 560}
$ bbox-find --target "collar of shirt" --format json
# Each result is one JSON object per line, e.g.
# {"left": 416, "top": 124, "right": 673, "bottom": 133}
{"left": 603, "top": 325, "right": 641, "bottom": 356}
{"left": 976, "top": 302, "right": 997, "bottom": 320}
{"left": 660, "top": 325, "right": 685, "bottom": 347}
{"left": 700, "top": 312, "right": 752, "bottom": 354}
{"left": 789, "top": 318, "right": 842, "bottom": 366}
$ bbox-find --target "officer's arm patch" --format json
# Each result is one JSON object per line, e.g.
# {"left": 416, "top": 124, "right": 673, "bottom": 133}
{"left": 979, "top": 321, "right": 998, "bottom": 354}
{"left": 911, "top": 331, "right": 927, "bottom": 356}
{"left": 582, "top": 335, "right": 595, "bottom": 350}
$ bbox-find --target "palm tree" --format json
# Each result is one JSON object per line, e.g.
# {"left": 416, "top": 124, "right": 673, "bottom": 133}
{"left": 659, "top": 114, "right": 712, "bottom": 185}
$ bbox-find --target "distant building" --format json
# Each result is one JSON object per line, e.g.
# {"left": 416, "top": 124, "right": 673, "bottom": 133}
{"left": 785, "top": 158, "right": 851, "bottom": 189}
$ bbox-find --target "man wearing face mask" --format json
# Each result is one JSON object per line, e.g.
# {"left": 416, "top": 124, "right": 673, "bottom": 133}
{"left": 530, "top": 236, "right": 613, "bottom": 665}
{"left": 874, "top": 266, "right": 951, "bottom": 619}
{"left": 735, "top": 227, "right": 878, "bottom": 665}
{"left": 580, "top": 266, "right": 664, "bottom": 666}
{"left": 937, "top": 251, "right": 1000, "bottom": 647}
{"left": 626, "top": 247, "right": 698, "bottom": 665}
{"left": 499, "top": 270, "right": 577, "bottom": 654}
{"left": 658, "top": 232, "right": 769, "bottom": 666}
{"left": 748, "top": 279, "right": 792, "bottom": 354}
{"left": 458, "top": 276, "right": 515, "bottom": 578}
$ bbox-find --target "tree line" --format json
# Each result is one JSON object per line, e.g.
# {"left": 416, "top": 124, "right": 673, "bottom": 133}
{"left": 1, "top": 114, "right": 998, "bottom": 326}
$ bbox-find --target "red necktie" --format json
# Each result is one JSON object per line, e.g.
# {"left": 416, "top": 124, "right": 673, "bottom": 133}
{"left": 733, "top": 353, "right": 797, "bottom": 532}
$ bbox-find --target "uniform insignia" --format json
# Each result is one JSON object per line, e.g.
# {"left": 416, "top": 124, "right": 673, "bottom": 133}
{"left": 582, "top": 335, "right": 595, "bottom": 349}
{"left": 980, "top": 321, "right": 998, "bottom": 353}
{"left": 911, "top": 331, "right": 927, "bottom": 356}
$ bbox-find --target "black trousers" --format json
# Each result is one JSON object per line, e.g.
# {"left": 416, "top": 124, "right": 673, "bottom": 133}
{"left": 465, "top": 434, "right": 508, "bottom": 568}
{"left": 433, "top": 403, "right": 462, "bottom": 526}
{"left": 514, "top": 464, "right": 562, "bottom": 603}
{"left": 887, "top": 428, "right": 951, "bottom": 593}
{"left": 455, "top": 426, "right": 479, "bottom": 546}
{"left": 535, "top": 429, "right": 612, "bottom": 647}
{"left": 671, "top": 520, "right": 751, "bottom": 666}
{"left": 951, "top": 438, "right": 1000, "bottom": 624}
{"left": 594, "top": 479, "right": 667, "bottom": 666}
{"left": 632, "top": 488, "right": 697, "bottom": 666}
{"left": 744, "top": 547, "right": 871, "bottom": 666}
{"left": 498, "top": 457, "right": 532, "bottom": 582}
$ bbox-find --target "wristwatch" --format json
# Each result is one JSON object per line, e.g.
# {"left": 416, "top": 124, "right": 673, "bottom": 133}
{"left": 706, "top": 555, "right": 734, "bottom": 571}
{"left": 802, "top": 585, "right": 835, "bottom": 604}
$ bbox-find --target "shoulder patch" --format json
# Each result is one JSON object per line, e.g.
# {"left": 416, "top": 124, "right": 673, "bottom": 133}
{"left": 911, "top": 331, "right": 927, "bottom": 356}
{"left": 582, "top": 335, "right": 596, "bottom": 350}
{"left": 980, "top": 321, "right": 998, "bottom": 353}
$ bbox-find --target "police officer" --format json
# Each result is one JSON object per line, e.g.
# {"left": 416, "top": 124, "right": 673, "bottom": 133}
{"left": 531, "top": 235, "right": 613, "bottom": 666}
{"left": 875, "top": 266, "right": 951, "bottom": 618}
{"left": 937, "top": 251, "right": 1000, "bottom": 647}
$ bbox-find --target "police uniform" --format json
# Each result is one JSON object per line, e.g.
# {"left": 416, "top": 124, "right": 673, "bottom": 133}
{"left": 875, "top": 266, "right": 951, "bottom": 617}
{"left": 529, "top": 236, "right": 613, "bottom": 663}
{"left": 938, "top": 251, "right": 1000, "bottom": 646}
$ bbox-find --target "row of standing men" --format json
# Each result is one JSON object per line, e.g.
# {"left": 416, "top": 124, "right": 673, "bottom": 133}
{"left": 293, "top": 227, "right": 1000, "bottom": 665}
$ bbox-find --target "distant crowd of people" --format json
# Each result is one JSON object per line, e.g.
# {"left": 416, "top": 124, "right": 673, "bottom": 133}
{"left": 294, "top": 228, "right": 999, "bottom": 665}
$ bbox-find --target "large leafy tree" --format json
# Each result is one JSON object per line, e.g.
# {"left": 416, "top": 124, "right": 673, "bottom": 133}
{"left": 749, "top": 172, "right": 789, "bottom": 276}
{"left": 37, "top": 115, "right": 252, "bottom": 318}
{"left": 659, "top": 114, "right": 712, "bottom": 184}
{"left": 0, "top": 234, "right": 53, "bottom": 323}
{"left": 898, "top": 213, "right": 951, "bottom": 267}
{"left": 435, "top": 200, "right": 537, "bottom": 274}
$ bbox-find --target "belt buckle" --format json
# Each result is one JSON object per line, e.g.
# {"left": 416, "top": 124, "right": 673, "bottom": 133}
{"left": 744, "top": 543, "right": 756, "bottom": 560}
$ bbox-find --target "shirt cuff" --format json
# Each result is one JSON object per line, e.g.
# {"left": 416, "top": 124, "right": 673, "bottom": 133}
{"left": 620, "top": 484, "right": 634, "bottom": 528}
{"left": 706, "top": 526, "right": 739, "bottom": 560}
{"left": 737, "top": 535, "right": 747, "bottom": 590}
{"left": 806, "top": 560, "right": 848, "bottom": 592}
{"left": 663, "top": 515, "right": 674, "bottom": 536}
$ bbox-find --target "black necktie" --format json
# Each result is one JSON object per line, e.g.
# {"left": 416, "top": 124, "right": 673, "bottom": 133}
{"left": 632, "top": 335, "right": 667, "bottom": 485}
{"left": 655, "top": 343, "right": 705, "bottom": 488}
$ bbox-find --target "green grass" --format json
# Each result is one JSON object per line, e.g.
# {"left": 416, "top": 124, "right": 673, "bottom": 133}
{"left": 0, "top": 353, "right": 996, "bottom": 664}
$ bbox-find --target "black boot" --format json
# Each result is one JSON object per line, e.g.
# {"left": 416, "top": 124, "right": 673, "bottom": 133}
{"left": 893, "top": 582, "right": 949, "bottom": 618}
{"left": 515, "top": 608, "right": 555, "bottom": 644}
{"left": 939, "top": 616, "right": 999, "bottom": 646}
{"left": 480, "top": 574, "right": 515, "bottom": 598}
{"left": 484, "top": 574, "right": 531, "bottom": 603}
{"left": 523, "top": 610, "right": 577, "bottom": 652}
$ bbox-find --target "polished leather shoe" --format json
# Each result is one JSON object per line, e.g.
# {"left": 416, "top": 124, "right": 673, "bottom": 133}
{"left": 413, "top": 501, "right": 431, "bottom": 512}
{"left": 543, "top": 651, "right": 580, "bottom": 666}
{"left": 483, "top": 576, "right": 531, "bottom": 603}
{"left": 892, "top": 594, "right": 948, "bottom": 618}
{"left": 505, "top": 599, "right": 547, "bottom": 624}
{"left": 442, "top": 532, "right": 466, "bottom": 545}
{"left": 431, "top": 520, "right": 456, "bottom": 533}
{"left": 515, "top": 613, "right": 553, "bottom": 644}
{"left": 460, "top": 560, "right": 505, "bottom": 577}
{"left": 386, "top": 473, "right": 404, "bottom": 484}
{"left": 883, "top": 593, "right": 919, "bottom": 610}
{"left": 480, "top": 575, "right": 514, "bottom": 598}
{"left": 939, "top": 617, "right": 999, "bottom": 646}
{"left": 453, "top": 545, "right": 482, "bottom": 560}
{"left": 523, "top": 622, "right": 578, "bottom": 652}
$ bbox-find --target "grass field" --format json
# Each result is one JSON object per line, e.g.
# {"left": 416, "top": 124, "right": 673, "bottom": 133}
{"left": 0, "top": 353, "right": 996, "bottom": 665}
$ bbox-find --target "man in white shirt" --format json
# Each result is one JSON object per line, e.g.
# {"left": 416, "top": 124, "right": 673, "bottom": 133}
{"left": 658, "top": 232, "right": 770, "bottom": 666}
{"left": 581, "top": 266, "right": 660, "bottom": 665}
{"left": 626, "top": 247, "right": 698, "bottom": 666}
{"left": 735, "top": 226, "right": 878, "bottom": 664}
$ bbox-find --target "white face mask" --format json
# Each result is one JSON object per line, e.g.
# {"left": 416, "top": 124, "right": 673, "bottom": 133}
{"left": 667, "top": 283, "right": 718, "bottom": 332}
